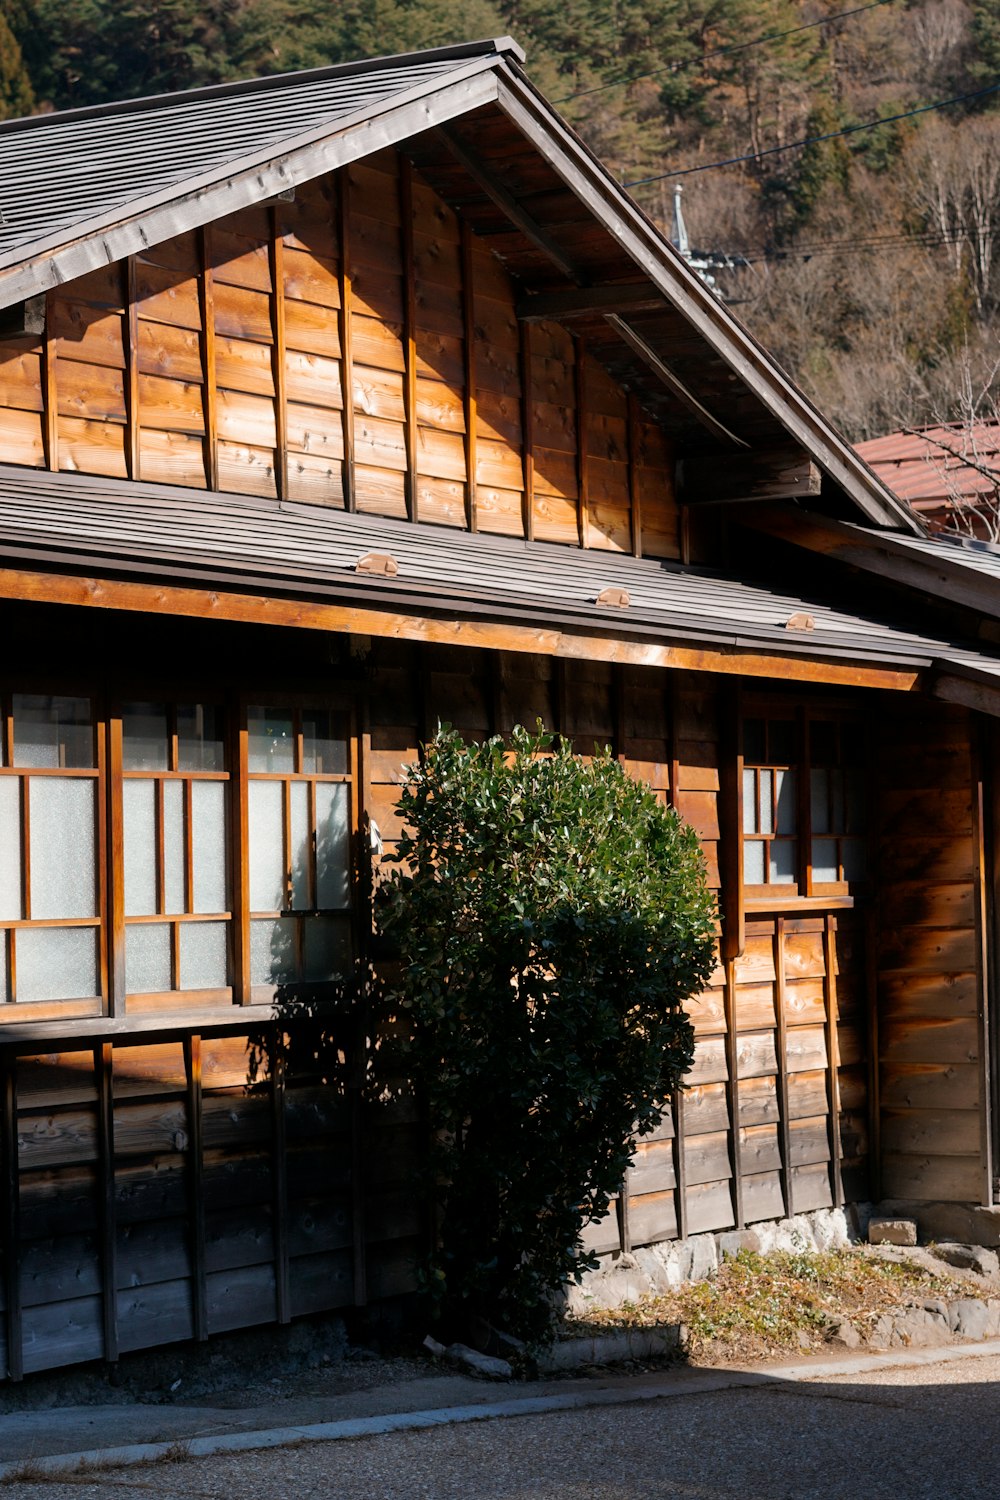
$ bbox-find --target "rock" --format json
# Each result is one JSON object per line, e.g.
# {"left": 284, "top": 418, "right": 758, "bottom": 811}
{"left": 422, "top": 1335, "right": 447, "bottom": 1358}
{"left": 887, "top": 1305, "right": 951, "bottom": 1348}
{"left": 809, "top": 1208, "right": 853, "bottom": 1252}
{"left": 868, "top": 1218, "right": 918, "bottom": 1247}
{"left": 826, "top": 1317, "right": 863, "bottom": 1349}
{"left": 633, "top": 1246, "right": 676, "bottom": 1295}
{"left": 444, "top": 1342, "right": 513, "bottom": 1379}
{"left": 947, "top": 1299, "right": 993, "bottom": 1341}
{"left": 688, "top": 1233, "right": 719, "bottom": 1282}
{"left": 931, "top": 1243, "right": 1000, "bottom": 1278}
{"left": 717, "top": 1230, "right": 761, "bottom": 1260}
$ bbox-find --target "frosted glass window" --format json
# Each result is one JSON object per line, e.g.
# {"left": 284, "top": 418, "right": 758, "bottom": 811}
{"left": 250, "top": 917, "right": 295, "bottom": 986}
{"left": 29, "top": 777, "right": 97, "bottom": 919}
{"left": 302, "top": 915, "right": 351, "bottom": 981}
{"left": 180, "top": 921, "right": 228, "bottom": 990}
{"left": 758, "top": 769, "right": 773, "bottom": 836}
{"left": 123, "top": 779, "right": 157, "bottom": 916}
{"left": 316, "top": 782, "right": 351, "bottom": 910}
{"left": 769, "top": 840, "right": 797, "bottom": 884}
{"left": 249, "top": 780, "right": 285, "bottom": 910}
{"left": 16, "top": 925, "right": 98, "bottom": 1002}
{"left": 812, "top": 838, "right": 840, "bottom": 883}
{"left": 742, "top": 769, "right": 757, "bottom": 835}
{"left": 178, "top": 703, "right": 225, "bottom": 772}
{"left": 248, "top": 707, "right": 295, "bottom": 773}
{"left": 13, "top": 695, "right": 93, "bottom": 768}
{"left": 290, "top": 780, "right": 310, "bottom": 910}
{"left": 125, "top": 922, "right": 172, "bottom": 993}
{"left": 0, "top": 777, "right": 22, "bottom": 920}
{"left": 122, "top": 703, "right": 169, "bottom": 770}
{"left": 191, "top": 780, "right": 227, "bottom": 913}
{"left": 743, "top": 839, "right": 765, "bottom": 885}
{"left": 775, "top": 769, "right": 797, "bottom": 835}
{"left": 0, "top": 934, "right": 9, "bottom": 1003}
{"left": 163, "top": 779, "right": 185, "bottom": 913}
{"left": 302, "top": 710, "right": 347, "bottom": 774}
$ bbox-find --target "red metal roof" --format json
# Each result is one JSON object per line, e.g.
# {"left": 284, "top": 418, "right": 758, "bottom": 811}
{"left": 856, "top": 422, "right": 1000, "bottom": 530}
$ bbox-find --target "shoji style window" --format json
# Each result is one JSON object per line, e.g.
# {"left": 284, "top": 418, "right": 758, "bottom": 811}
{"left": 742, "top": 710, "right": 867, "bottom": 902}
{"left": 0, "top": 693, "right": 104, "bottom": 1008}
{"left": 245, "top": 704, "right": 353, "bottom": 1000}
{"left": 120, "top": 702, "right": 231, "bottom": 998}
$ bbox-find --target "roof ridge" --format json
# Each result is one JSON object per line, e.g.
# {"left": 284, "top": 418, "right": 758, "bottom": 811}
{"left": 0, "top": 35, "right": 525, "bottom": 138}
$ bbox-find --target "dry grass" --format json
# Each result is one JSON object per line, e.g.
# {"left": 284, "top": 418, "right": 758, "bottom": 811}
{"left": 563, "top": 1248, "right": 955, "bottom": 1364}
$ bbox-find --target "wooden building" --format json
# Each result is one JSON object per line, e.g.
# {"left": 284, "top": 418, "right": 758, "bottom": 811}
{"left": 1, "top": 37, "right": 1000, "bottom": 1378}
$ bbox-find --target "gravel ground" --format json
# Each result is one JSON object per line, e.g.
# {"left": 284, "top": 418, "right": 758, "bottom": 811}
{"left": 7, "top": 1349, "right": 1000, "bottom": 1500}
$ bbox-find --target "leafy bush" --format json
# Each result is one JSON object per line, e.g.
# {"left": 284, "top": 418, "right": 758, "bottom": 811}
{"left": 379, "top": 724, "right": 716, "bottom": 1343}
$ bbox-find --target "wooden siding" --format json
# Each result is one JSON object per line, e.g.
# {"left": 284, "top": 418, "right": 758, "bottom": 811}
{"left": 0, "top": 152, "right": 679, "bottom": 560}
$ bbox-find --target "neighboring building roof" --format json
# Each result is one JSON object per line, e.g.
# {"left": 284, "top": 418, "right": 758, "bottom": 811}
{"left": 0, "top": 466, "right": 984, "bottom": 683}
{"left": 856, "top": 423, "right": 1000, "bottom": 529}
{"left": 0, "top": 39, "right": 919, "bottom": 536}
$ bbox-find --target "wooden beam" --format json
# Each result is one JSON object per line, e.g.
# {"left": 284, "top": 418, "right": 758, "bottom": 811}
{"left": 520, "top": 319, "right": 535, "bottom": 542}
{"left": 574, "top": 335, "right": 589, "bottom": 549}
{"left": 680, "top": 447, "right": 822, "bottom": 505}
{"left": 269, "top": 208, "right": 289, "bottom": 504}
{"left": 823, "top": 916, "right": 844, "bottom": 1210}
{"left": 185, "top": 1033, "right": 208, "bottom": 1339}
{"left": 718, "top": 684, "right": 746, "bottom": 962}
{"left": 338, "top": 168, "right": 356, "bottom": 513}
{"left": 461, "top": 220, "right": 478, "bottom": 532}
{"left": 124, "top": 258, "right": 140, "bottom": 483}
{"left": 971, "top": 725, "right": 994, "bottom": 1207}
{"left": 773, "top": 920, "right": 794, "bottom": 1219}
{"left": 723, "top": 955, "right": 744, "bottom": 1230}
{"left": 518, "top": 284, "right": 667, "bottom": 322}
{"left": 198, "top": 225, "right": 219, "bottom": 491}
{"left": 42, "top": 293, "right": 58, "bottom": 474}
{"left": 605, "top": 314, "right": 749, "bottom": 450}
{"left": 1, "top": 1053, "right": 21, "bottom": 1381}
{"left": 399, "top": 157, "right": 418, "bottom": 523}
{"left": 96, "top": 1040, "right": 118, "bottom": 1364}
{"left": 438, "top": 125, "right": 581, "bottom": 283}
{"left": 627, "top": 392, "right": 642, "bottom": 559}
{"left": 270, "top": 1027, "right": 291, "bottom": 1324}
{"left": 0, "top": 566, "right": 927, "bottom": 692}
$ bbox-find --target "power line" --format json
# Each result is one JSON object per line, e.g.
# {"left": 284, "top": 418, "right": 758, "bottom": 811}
{"left": 707, "top": 227, "right": 986, "bottom": 266}
{"left": 556, "top": 0, "right": 897, "bottom": 104}
{"left": 625, "top": 79, "right": 1000, "bottom": 186}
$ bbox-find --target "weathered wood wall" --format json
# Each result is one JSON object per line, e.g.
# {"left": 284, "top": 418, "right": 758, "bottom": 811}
{"left": 0, "top": 152, "right": 679, "bottom": 558}
{"left": 874, "top": 700, "right": 991, "bottom": 1205}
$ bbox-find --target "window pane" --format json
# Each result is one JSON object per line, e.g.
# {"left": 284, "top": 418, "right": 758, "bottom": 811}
{"left": 0, "top": 777, "right": 22, "bottom": 921}
{"left": 743, "top": 838, "right": 765, "bottom": 885}
{"left": 758, "top": 769, "right": 773, "bottom": 836}
{"left": 316, "top": 782, "right": 351, "bottom": 910}
{"left": 248, "top": 707, "right": 295, "bottom": 774}
{"left": 122, "top": 702, "right": 168, "bottom": 770}
{"left": 179, "top": 921, "right": 228, "bottom": 990}
{"left": 742, "top": 769, "right": 757, "bottom": 835}
{"left": 743, "top": 718, "right": 765, "bottom": 765}
{"left": 249, "top": 780, "right": 285, "bottom": 910}
{"left": 14, "top": 695, "right": 93, "bottom": 768}
{"left": 302, "top": 915, "right": 351, "bottom": 982}
{"left": 29, "top": 777, "right": 97, "bottom": 919}
{"left": 123, "top": 779, "right": 157, "bottom": 917}
{"left": 768, "top": 719, "right": 795, "bottom": 766}
{"left": 163, "top": 779, "right": 185, "bottom": 914}
{"left": 302, "top": 709, "right": 348, "bottom": 775}
{"left": 775, "top": 768, "right": 797, "bottom": 836}
{"left": 250, "top": 916, "right": 295, "bottom": 987}
{"left": 191, "top": 781, "right": 227, "bottom": 913}
{"left": 125, "top": 922, "right": 172, "bottom": 994}
{"left": 769, "top": 839, "right": 797, "bottom": 884}
{"left": 16, "top": 926, "right": 98, "bottom": 1002}
{"left": 178, "top": 703, "right": 225, "bottom": 772}
{"left": 810, "top": 768, "right": 829, "bottom": 835}
{"left": 290, "top": 780, "right": 311, "bottom": 910}
{"left": 812, "top": 837, "right": 840, "bottom": 883}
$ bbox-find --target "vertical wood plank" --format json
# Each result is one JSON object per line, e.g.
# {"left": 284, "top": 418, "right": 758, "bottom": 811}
{"left": 107, "top": 711, "right": 126, "bottom": 1018}
{"left": 519, "top": 320, "right": 534, "bottom": 542}
{"left": 95, "top": 699, "right": 110, "bottom": 1011}
{"left": 199, "top": 225, "right": 219, "bottom": 490}
{"left": 461, "top": 221, "right": 478, "bottom": 533}
{"left": 399, "top": 157, "right": 418, "bottom": 523}
{"left": 972, "top": 724, "right": 994, "bottom": 1205}
{"left": 338, "top": 170, "right": 356, "bottom": 512}
{"left": 723, "top": 955, "right": 744, "bottom": 1229}
{"left": 42, "top": 292, "right": 59, "bottom": 473}
{"left": 719, "top": 684, "right": 745, "bottom": 962}
{"left": 270, "top": 207, "right": 289, "bottom": 504}
{"left": 575, "top": 336, "right": 589, "bottom": 549}
{"left": 864, "top": 901, "right": 881, "bottom": 1204}
{"left": 1, "top": 1053, "right": 21, "bottom": 1381}
{"left": 269, "top": 1026, "right": 290, "bottom": 1324}
{"left": 124, "top": 257, "right": 140, "bottom": 482}
{"left": 184, "top": 1034, "right": 208, "bottom": 1340}
{"left": 672, "top": 1087, "right": 688, "bottom": 1243}
{"left": 987, "top": 717, "right": 1000, "bottom": 1201}
{"left": 233, "top": 700, "right": 251, "bottom": 1004}
{"left": 96, "top": 1041, "right": 118, "bottom": 1363}
{"left": 627, "top": 392, "right": 642, "bottom": 558}
{"left": 773, "top": 919, "right": 794, "bottom": 1218}
{"left": 824, "top": 915, "right": 844, "bottom": 1209}
{"left": 666, "top": 670, "right": 681, "bottom": 812}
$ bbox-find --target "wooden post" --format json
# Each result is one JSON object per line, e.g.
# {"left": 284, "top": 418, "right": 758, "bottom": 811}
{"left": 719, "top": 684, "right": 745, "bottom": 962}
{"left": 627, "top": 391, "right": 642, "bottom": 559}
{"left": 864, "top": 901, "right": 881, "bottom": 1205}
{"left": 184, "top": 1034, "right": 208, "bottom": 1339}
{"left": 723, "top": 955, "right": 744, "bottom": 1230}
{"left": 461, "top": 221, "right": 478, "bottom": 532}
{"left": 824, "top": 915, "right": 844, "bottom": 1209}
{"left": 773, "top": 919, "right": 794, "bottom": 1218}
{"left": 672, "top": 1086, "right": 688, "bottom": 1242}
{"left": 233, "top": 700, "right": 251, "bottom": 1005}
{"left": 124, "top": 257, "right": 140, "bottom": 482}
{"left": 96, "top": 1041, "right": 118, "bottom": 1364}
{"left": 42, "top": 292, "right": 58, "bottom": 474}
{"left": 107, "top": 711, "right": 126, "bottom": 1018}
{"left": 269, "top": 207, "right": 289, "bottom": 504}
{"left": 519, "top": 320, "right": 534, "bottom": 542}
{"left": 399, "top": 157, "right": 418, "bottom": 523}
{"left": 268, "top": 1026, "right": 290, "bottom": 1324}
{"left": 972, "top": 722, "right": 994, "bottom": 1206}
{"left": 1, "top": 1052, "right": 21, "bottom": 1381}
{"left": 574, "top": 335, "right": 589, "bottom": 549}
{"left": 198, "top": 225, "right": 219, "bottom": 491}
{"left": 338, "top": 169, "right": 356, "bottom": 512}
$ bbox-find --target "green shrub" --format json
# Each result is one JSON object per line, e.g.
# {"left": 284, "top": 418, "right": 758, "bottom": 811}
{"left": 379, "top": 724, "right": 716, "bottom": 1344}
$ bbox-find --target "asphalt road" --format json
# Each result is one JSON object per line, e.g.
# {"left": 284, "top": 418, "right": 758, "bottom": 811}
{"left": 9, "top": 1351, "right": 1000, "bottom": 1500}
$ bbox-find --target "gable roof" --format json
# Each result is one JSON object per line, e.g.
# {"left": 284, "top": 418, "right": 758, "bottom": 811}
{"left": 856, "top": 422, "right": 1000, "bottom": 528}
{"left": 0, "top": 39, "right": 920, "bottom": 538}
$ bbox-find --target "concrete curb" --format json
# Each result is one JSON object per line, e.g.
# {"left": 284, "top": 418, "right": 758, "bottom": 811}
{"left": 3, "top": 1339, "right": 1000, "bottom": 1483}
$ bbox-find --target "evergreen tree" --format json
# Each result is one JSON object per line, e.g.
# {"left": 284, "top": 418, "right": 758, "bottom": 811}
{"left": 0, "top": 9, "right": 34, "bottom": 119}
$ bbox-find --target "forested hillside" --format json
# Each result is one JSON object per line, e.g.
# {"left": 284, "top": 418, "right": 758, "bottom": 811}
{"left": 3, "top": 0, "right": 998, "bottom": 439}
